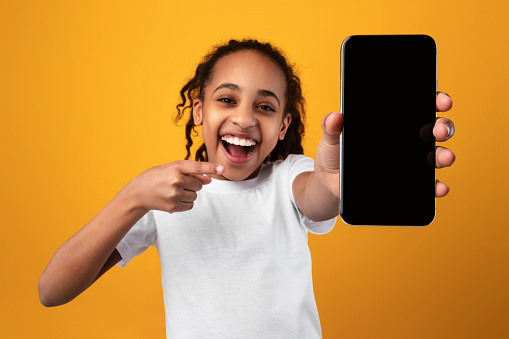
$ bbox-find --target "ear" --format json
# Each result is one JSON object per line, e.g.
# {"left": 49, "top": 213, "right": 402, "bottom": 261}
{"left": 193, "top": 99, "right": 203, "bottom": 126}
{"left": 278, "top": 113, "right": 292, "bottom": 140}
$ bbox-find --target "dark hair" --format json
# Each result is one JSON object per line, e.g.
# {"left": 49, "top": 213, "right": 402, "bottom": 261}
{"left": 174, "top": 39, "right": 306, "bottom": 162}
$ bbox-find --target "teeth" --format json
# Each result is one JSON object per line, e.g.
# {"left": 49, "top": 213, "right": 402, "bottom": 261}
{"left": 221, "top": 136, "right": 256, "bottom": 146}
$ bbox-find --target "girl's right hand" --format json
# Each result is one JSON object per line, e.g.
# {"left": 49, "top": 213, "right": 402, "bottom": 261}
{"left": 129, "top": 160, "right": 224, "bottom": 214}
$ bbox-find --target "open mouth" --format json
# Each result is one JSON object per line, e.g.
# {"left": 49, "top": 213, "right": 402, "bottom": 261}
{"left": 221, "top": 135, "right": 257, "bottom": 162}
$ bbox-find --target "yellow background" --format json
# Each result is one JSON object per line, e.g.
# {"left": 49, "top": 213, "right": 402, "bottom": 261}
{"left": 1, "top": 0, "right": 508, "bottom": 338}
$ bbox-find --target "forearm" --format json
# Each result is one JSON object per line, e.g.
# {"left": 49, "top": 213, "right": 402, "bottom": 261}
{"left": 293, "top": 171, "right": 339, "bottom": 222}
{"left": 38, "top": 182, "right": 147, "bottom": 307}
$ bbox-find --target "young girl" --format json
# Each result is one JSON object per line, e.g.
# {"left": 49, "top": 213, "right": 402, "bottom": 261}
{"left": 39, "top": 39, "right": 456, "bottom": 338}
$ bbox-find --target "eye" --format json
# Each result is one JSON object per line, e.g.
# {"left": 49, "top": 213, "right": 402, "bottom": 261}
{"left": 257, "top": 104, "right": 275, "bottom": 112}
{"left": 218, "top": 97, "right": 235, "bottom": 104}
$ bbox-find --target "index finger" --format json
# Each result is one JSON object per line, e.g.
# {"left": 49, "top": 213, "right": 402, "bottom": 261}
{"left": 177, "top": 160, "right": 224, "bottom": 175}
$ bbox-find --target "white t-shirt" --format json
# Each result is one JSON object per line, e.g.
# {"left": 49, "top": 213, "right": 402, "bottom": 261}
{"left": 116, "top": 154, "right": 337, "bottom": 338}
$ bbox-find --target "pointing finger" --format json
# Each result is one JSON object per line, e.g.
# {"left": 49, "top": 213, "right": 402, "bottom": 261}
{"left": 178, "top": 160, "right": 225, "bottom": 175}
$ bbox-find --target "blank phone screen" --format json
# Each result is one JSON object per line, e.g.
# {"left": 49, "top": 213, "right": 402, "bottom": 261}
{"left": 340, "top": 35, "right": 437, "bottom": 226}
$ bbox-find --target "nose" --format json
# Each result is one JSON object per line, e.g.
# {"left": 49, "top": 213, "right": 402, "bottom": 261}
{"left": 230, "top": 104, "right": 257, "bottom": 129}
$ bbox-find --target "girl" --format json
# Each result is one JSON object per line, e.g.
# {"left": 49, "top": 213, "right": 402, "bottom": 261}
{"left": 39, "top": 39, "right": 456, "bottom": 338}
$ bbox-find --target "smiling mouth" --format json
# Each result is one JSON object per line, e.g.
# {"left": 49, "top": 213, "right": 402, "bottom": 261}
{"left": 221, "top": 135, "right": 257, "bottom": 159}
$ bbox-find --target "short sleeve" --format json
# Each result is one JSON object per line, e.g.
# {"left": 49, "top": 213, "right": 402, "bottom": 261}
{"left": 116, "top": 210, "right": 157, "bottom": 267}
{"left": 287, "top": 154, "right": 337, "bottom": 235}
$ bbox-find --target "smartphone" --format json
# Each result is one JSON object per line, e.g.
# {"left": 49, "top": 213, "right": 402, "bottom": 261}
{"left": 340, "top": 35, "right": 437, "bottom": 226}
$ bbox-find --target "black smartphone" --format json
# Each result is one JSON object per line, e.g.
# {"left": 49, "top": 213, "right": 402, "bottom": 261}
{"left": 340, "top": 35, "right": 437, "bottom": 226}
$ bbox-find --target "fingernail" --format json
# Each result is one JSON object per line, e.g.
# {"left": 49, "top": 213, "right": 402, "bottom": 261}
{"left": 324, "top": 112, "right": 333, "bottom": 125}
{"left": 446, "top": 122, "right": 455, "bottom": 139}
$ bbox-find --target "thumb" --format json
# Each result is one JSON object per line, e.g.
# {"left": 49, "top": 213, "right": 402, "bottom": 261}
{"left": 321, "top": 112, "right": 343, "bottom": 145}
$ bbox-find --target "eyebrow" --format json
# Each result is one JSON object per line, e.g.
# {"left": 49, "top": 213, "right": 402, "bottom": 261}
{"left": 214, "top": 83, "right": 240, "bottom": 93}
{"left": 213, "top": 82, "right": 281, "bottom": 106}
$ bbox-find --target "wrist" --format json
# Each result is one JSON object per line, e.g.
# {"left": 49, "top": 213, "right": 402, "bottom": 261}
{"left": 307, "top": 171, "right": 340, "bottom": 219}
{"left": 313, "top": 167, "right": 339, "bottom": 199}
{"left": 118, "top": 178, "right": 149, "bottom": 217}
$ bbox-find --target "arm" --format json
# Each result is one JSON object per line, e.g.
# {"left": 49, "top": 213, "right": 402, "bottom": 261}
{"left": 38, "top": 185, "right": 147, "bottom": 307}
{"left": 38, "top": 160, "right": 224, "bottom": 307}
{"left": 293, "top": 112, "right": 341, "bottom": 222}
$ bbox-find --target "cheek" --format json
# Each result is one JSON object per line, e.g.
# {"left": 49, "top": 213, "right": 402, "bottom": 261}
{"left": 201, "top": 112, "right": 221, "bottom": 144}
{"left": 201, "top": 126, "right": 216, "bottom": 148}
{"left": 265, "top": 124, "right": 283, "bottom": 148}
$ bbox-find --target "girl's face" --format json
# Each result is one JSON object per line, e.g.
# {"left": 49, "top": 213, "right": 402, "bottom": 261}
{"left": 193, "top": 50, "right": 291, "bottom": 181}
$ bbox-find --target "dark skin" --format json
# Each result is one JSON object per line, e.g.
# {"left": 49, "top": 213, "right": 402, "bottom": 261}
{"left": 97, "top": 93, "right": 455, "bottom": 280}
{"left": 39, "top": 61, "right": 455, "bottom": 306}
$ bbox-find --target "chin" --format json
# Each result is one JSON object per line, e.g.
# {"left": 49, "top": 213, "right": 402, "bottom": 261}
{"left": 219, "top": 161, "right": 263, "bottom": 181}
{"left": 221, "top": 169, "right": 253, "bottom": 181}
